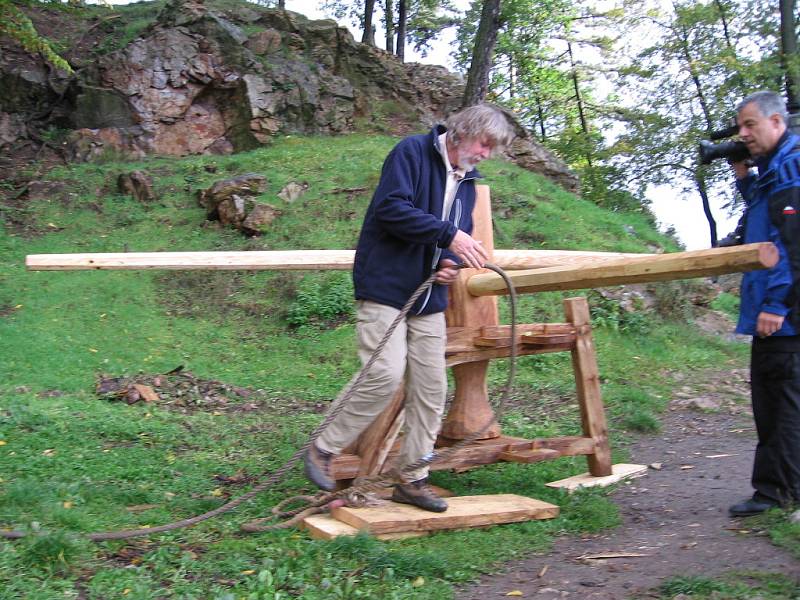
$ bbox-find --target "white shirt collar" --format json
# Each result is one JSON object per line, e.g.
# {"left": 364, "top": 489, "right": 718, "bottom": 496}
{"left": 438, "top": 132, "right": 466, "bottom": 179}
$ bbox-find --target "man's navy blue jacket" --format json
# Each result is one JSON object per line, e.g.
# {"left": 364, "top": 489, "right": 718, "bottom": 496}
{"left": 736, "top": 130, "right": 800, "bottom": 337}
{"left": 353, "top": 125, "right": 480, "bottom": 315}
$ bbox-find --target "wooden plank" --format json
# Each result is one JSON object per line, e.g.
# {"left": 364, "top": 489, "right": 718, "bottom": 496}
{"left": 331, "top": 494, "right": 559, "bottom": 535}
{"left": 545, "top": 463, "right": 648, "bottom": 492}
{"left": 329, "top": 436, "right": 595, "bottom": 480}
{"left": 493, "top": 249, "right": 656, "bottom": 269}
{"left": 467, "top": 243, "right": 779, "bottom": 296}
{"left": 446, "top": 324, "right": 572, "bottom": 354}
{"left": 520, "top": 332, "right": 576, "bottom": 347}
{"left": 445, "top": 341, "right": 575, "bottom": 367}
{"left": 566, "top": 297, "right": 612, "bottom": 477}
{"left": 342, "top": 386, "right": 406, "bottom": 478}
{"left": 499, "top": 448, "right": 560, "bottom": 463}
{"left": 25, "top": 250, "right": 358, "bottom": 271}
{"left": 303, "top": 514, "right": 428, "bottom": 540}
{"left": 25, "top": 249, "right": 656, "bottom": 272}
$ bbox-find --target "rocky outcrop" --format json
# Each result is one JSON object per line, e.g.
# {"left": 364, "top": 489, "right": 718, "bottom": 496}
{"left": 1, "top": 0, "right": 578, "bottom": 191}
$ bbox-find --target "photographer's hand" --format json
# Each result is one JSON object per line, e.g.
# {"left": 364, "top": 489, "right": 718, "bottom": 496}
{"left": 756, "top": 311, "right": 784, "bottom": 337}
{"left": 730, "top": 159, "right": 751, "bottom": 180}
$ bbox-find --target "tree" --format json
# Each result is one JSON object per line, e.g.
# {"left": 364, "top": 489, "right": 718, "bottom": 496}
{"left": 615, "top": 0, "right": 781, "bottom": 246}
{"left": 462, "top": 0, "right": 501, "bottom": 106}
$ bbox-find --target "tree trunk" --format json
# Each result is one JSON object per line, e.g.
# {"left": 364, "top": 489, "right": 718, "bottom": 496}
{"left": 696, "top": 171, "right": 719, "bottom": 247}
{"left": 396, "top": 0, "right": 407, "bottom": 62}
{"left": 462, "top": 0, "right": 501, "bottom": 107}
{"left": 385, "top": 0, "right": 394, "bottom": 54}
{"left": 780, "top": 0, "right": 800, "bottom": 112}
{"left": 567, "top": 40, "right": 592, "bottom": 168}
{"left": 535, "top": 94, "right": 547, "bottom": 140}
{"left": 362, "top": 0, "right": 376, "bottom": 46}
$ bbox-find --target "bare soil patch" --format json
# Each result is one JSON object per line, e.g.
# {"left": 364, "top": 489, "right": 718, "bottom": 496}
{"left": 458, "top": 369, "right": 800, "bottom": 599}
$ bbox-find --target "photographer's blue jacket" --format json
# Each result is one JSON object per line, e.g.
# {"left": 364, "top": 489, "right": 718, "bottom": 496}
{"left": 353, "top": 125, "right": 479, "bottom": 315}
{"left": 736, "top": 130, "right": 800, "bottom": 338}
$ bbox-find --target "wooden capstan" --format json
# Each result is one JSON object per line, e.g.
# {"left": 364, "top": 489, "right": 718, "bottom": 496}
{"left": 25, "top": 187, "right": 778, "bottom": 486}
{"left": 331, "top": 186, "right": 615, "bottom": 482}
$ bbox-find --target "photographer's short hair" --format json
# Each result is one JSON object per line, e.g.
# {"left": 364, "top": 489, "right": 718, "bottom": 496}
{"left": 446, "top": 104, "right": 516, "bottom": 152}
{"left": 738, "top": 91, "right": 789, "bottom": 122}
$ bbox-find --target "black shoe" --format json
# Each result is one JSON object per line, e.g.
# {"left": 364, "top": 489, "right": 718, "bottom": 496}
{"left": 304, "top": 443, "right": 335, "bottom": 491}
{"left": 729, "top": 496, "right": 779, "bottom": 517}
{"left": 391, "top": 478, "right": 448, "bottom": 512}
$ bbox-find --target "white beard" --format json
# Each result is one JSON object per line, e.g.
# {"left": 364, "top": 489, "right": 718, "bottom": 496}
{"left": 456, "top": 153, "right": 478, "bottom": 172}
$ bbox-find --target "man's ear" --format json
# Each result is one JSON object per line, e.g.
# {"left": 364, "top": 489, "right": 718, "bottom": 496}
{"left": 769, "top": 113, "right": 785, "bottom": 129}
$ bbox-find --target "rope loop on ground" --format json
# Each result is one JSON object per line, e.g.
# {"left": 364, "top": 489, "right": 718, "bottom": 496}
{"left": 2, "top": 263, "right": 517, "bottom": 540}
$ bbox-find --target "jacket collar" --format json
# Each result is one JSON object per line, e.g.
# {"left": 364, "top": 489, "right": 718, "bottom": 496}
{"left": 756, "top": 130, "right": 797, "bottom": 172}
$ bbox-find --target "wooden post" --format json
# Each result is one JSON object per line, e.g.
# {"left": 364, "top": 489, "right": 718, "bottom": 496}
{"left": 344, "top": 388, "right": 406, "bottom": 478}
{"left": 564, "top": 297, "right": 612, "bottom": 476}
{"left": 440, "top": 185, "right": 500, "bottom": 440}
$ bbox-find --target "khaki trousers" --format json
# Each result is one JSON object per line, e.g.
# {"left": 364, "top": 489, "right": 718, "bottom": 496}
{"left": 317, "top": 300, "right": 447, "bottom": 481}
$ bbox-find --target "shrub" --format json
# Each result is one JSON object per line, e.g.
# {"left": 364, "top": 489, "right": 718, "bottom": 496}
{"left": 286, "top": 272, "right": 355, "bottom": 331}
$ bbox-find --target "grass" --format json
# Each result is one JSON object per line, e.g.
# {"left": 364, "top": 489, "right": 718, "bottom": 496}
{"left": 658, "top": 572, "right": 800, "bottom": 599}
{"left": 0, "top": 133, "right": 792, "bottom": 598}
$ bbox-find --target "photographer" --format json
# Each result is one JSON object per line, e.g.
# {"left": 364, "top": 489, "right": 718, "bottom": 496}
{"left": 727, "top": 90, "right": 800, "bottom": 517}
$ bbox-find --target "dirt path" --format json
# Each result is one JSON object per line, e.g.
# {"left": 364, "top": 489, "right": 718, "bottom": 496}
{"left": 457, "top": 369, "right": 800, "bottom": 599}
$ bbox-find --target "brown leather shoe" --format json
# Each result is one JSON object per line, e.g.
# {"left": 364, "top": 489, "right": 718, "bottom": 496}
{"left": 391, "top": 478, "right": 448, "bottom": 512}
{"left": 304, "top": 443, "right": 335, "bottom": 491}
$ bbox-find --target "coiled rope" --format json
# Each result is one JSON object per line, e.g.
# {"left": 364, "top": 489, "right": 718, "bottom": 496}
{"left": 1, "top": 263, "right": 517, "bottom": 541}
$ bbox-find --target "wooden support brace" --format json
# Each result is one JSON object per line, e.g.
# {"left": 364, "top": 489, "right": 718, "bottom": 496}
{"left": 565, "top": 297, "right": 613, "bottom": 477}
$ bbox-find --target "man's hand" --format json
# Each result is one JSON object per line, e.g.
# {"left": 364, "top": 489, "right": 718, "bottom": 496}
{"left": 756, "top": 311, "right": 784, "bottom": 337}
{"left": 730, "top": 159, "right": 751, "bottom": 180}
{"left": 448, "top": 230, "right": 489, "bottom": 269}
{"left": 435, "top": 258, "right": 460, "bottom": 285}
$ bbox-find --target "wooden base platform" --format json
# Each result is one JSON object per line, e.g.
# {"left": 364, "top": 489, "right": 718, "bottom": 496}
{"left": 545, "top": 463, "right": 648, "bottom": 492}
{"left": 330, "top": 435, "right": 600, "bottom": 481}
{"left": 303, "top": 494, "right": 559, "bottom": 540}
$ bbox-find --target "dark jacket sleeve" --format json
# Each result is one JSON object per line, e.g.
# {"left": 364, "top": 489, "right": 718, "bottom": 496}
{"left": 767, "top": 157, "right": 800, "bottom": 317}
{"left": 371, "top": 144, "right": 458, "bottom": 247}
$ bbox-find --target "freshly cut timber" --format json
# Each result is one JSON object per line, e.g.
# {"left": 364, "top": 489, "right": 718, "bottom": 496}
{"left": 24, "top": 248, "right": 655, "bottom": 271}
{"left": 466, "top": 243, "right": 778, "bottom": 296}
{"left": 330, "top": 494, "right": 559, "bottom": 535}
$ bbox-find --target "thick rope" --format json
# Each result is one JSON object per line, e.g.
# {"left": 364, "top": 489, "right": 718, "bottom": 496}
{"left": 240, "top": 263, "right": 518, "bottom": 532}
{"left": 2, "top": 264, "right": 517, "bottom": 540}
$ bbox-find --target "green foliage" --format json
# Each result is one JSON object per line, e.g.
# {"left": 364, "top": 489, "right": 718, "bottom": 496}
{"left": 606, "top": 384, "right": 664, "bottom": 433}
{"left": 710, "top": 291, "right": 740, "bottom": 320}
{"left": 658, "top": 572, "right": 800, "bottom": 599}
{"left": 286, "top": 272, "right": 355, "bottom": 331}
{"left": 586, "top": 290, "right": 649, "bottom": 335}
{"left": 0, "top": 0, "right": 73, "bottom": 73}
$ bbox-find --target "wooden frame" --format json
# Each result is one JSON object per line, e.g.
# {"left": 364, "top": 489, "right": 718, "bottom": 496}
{"left": 329, "top": 186, "right": 613, "bottom": 483}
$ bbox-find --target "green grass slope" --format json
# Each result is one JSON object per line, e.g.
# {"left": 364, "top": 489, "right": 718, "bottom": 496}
{"left": 0, "top": 134, "right": 781, "bottom": 599}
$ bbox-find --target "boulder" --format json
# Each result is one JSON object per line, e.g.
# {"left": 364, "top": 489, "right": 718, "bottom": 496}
{"left": 1, "top": 0, "right": 579, "bottom": 193}
{"left": 117, "top": 171, "right": 157, "bottom": 203}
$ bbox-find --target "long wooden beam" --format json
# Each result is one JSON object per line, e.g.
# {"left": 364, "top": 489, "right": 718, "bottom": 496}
{"left": 466, "top": 243, "right": 778, "bottom": 296}
{"left": 24, "top": 249, "right": 654, "bottom": 271}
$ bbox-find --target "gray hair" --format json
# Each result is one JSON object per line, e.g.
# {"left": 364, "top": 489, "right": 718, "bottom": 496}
{"left": 737, "top": 90, "right": 789, "bottom": 123}
{"left": 445, "top": 104, "right": 517, "bottom": 152}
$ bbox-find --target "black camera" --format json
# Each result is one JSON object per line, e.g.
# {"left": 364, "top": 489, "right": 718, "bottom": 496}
{"left": 698, "top": 120, "right": 749, "bottom": 165}
{"left": 698, "top": 110, "right": 800, "bottom": 165}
